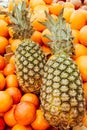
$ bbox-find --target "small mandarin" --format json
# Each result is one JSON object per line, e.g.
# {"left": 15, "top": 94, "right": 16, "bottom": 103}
{"left": 12, "top": 124, "right": 32, "bottom": 130}
{"left": 82, "top": 112, "right": 87, "bottom": 128}
{"left": 31, "top": 109, "right": 50, "bottom": 130}
{"left": 14, "top": 101, "right": 36, "bottom": 125}
{"left": 75, "top": 55, "right": 87, "bottom": 82}
{"left": 29, "top": 0, "right": 45, "bottom": 9}
{"left": 6, "top": 87, "right": 22, "bottom": 104}
{"left": 72, "top": 29, "right": 80, "bottom": 44}
{"left": 0, "top": 36, "right": 9, "bottom": 54}
{"left": 0, "top": 91, "right": 13, "bottom": 113}
{"left": 48, "top": 3, "right": 63, "bottom": 16}
{"left": 33, "top": 5, "right": 49, "bottom": 14}
{"left": 31, "top": 13, "right": 46, "bottom": 32}
{"left": 70, "top": 9, "right": 86, "bottom": 30}
{"left": 20, "top": 93, "right": 39, "bottom": 108}
{"left": 73, "top": 43, "right": 87, "bottom": 59}
{"left": 79, "top": 25, "right": 87, "bottom": 46}
{"left": 42, "top": 45, "right": 52, "bottom": 58}
{"left": 9, "top": 55, "right": 15, "bottom": 66}
{"left": 0, "top": 55, "right": 6, "bottom": 70}
{"left": 3, "top": 63, "right": 15, "bottom": 76}
{"left": 31, "top": 31, "right": 43, "bottom": 45}
{"left": 43, "top": 0, "right": 52, "bottom": 4}
{"left": 0, "top": 19, "right": 9, "bottom": 37}
{"left": 0, "top": 73, "right": 5, "bottom": 90}
{"left": 63, "top": 2, "right": 75, "bottom": 8}
{"left": 9, "top": 38, "right": 14, "bottom": 45}
{"left": 63, "top": 7, "right": 74, "bottom": 23}
{"left": 11, "top": 39, "right": 21, "bottom": 52}
{"left": 4, "top": 105, "right": 17, "bottom": 127}
{"left": 5, "top": 74, "right": 19, "bottom": 88}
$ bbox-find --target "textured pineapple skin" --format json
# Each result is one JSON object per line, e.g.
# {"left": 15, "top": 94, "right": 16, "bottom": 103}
{"left": 40, "top": 54, "right": 86, "bottom": 130}
{"left": 15, "top": 39, "right": 46, "bottom": 94}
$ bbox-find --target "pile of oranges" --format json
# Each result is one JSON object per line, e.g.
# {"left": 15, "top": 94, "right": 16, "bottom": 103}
{"left": 0, "top": 0, "right": 87, "bottom": 130}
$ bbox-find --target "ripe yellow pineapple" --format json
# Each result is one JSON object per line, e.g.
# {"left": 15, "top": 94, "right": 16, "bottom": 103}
{"left": 9, "top": 1, "right": 46, "bottom": 94}
{"left": 40, "top": 10, "right": 86, "bottom": 130}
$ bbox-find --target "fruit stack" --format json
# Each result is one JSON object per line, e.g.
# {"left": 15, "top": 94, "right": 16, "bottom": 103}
{"left": 0, "top": 0, "right": 87, "bottom": 130}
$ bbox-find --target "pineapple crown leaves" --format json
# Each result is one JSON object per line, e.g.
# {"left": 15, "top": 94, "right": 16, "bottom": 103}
{"left": 8, "top": 0, "right": 34, "bottom": 40}
{"left": 41, "top": 9, "right": 75, "bottom": 56}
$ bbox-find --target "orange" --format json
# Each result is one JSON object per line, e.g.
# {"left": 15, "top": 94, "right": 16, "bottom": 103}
{"left": 82, "top": 112, "right": 87, "bottom": 128}
{"left": 72, "top": 29, "right": 80, "bottom": 44}
{"left": 5, "top": 74, "right": 19, "bottom": 88}
{"left": 29, "top": 0, "right": 45, "bottom": 9}
{"left": 0, "top": 20, "right": 9, "bottom": 37}
{"left": 0, "top": 14, "right": 11, "bottom": 24}
{"left": 42, "top": 45, "right": 52, "bottom": 57}
{"left": 41, "top": 28, "right": 52, "bottom": 45}
{"left": 9, "top": 38, "right": 14, "bottom": 45}
{"left": 33, "top": 5, "right": 49, "bottom": 14}
{"left": 4, "top": 16, "right": 11, "bottom": 24}
{"left": 0, "top": 36, "right": 9, "bottom": 54}
{"left": 79, "top": 25, "right": 87, "bottom": 46}
{"left": 8, "top": 27, "right": 14, "bottom": 38}
{"left": 67, "top": 0, "right": 82, "bottom": 9}
{"left": 0, "top": 55, "right": 6, "bottom": 70}
{"left": 70, "top": 9, "right": 86, "bottom": 30}
{"left": 4, "top": 105, "right": 17, "bottom": 127}
{"left": 63, "top": 7, "right": 74, "bottom": 23}
{"left": 6, "top": 87, "right": 22, "bottom": 104}
{"left": 83, "top": 82, "right": 87, "bottom": 103}
{"left": 84, "top": 0, "right": 87, "bottom": 5}
{"left": 75, "top": 55, "right": 87, "bottom": 82}
{"left": 14, "top": 101, "right": 36, "bottom": 125}
{"left": 0, "top": 91, "right": 13, "bottom": 113}
{"left": 31, "top": 31, "right": 43, "bottom": 45}
{"left": 9, "top": 55, "right": 15, "bottom": 66}
{"left": 43, "top": 0, "right": 52, "bottom": 4}
{"left": 11, "top": 39, "right": 21, "bottom": 52}
{"left": 0, "top": 117, "right": 6, "bottom": 130}
{"left": 20, "top": 93, "right": 39, "bottom": 108}
{"left": 31, "top": 109, "right": 50, "bottom": 130}
{"left": 79, "top": 9, "right": 87, "bottom": 21}
{"left": 73, "top": 43, "right": 87, "bottom": 59}
{"left": 63, "top": 2, "right": 75, "bottom": 8}
{"left": 3, "top": 63, "right": 15, "bottom": 76}
{"left": 12, "top": 124, "right": 32, "bottom": 130}
{"left": 31, "top": 13, "right": 46, "bottom": 32}
{"left": 0, "top": 73, "right": 5, "bottom": 91}
{"left": 48, "top": 3, "right": 63, "bottom": 16}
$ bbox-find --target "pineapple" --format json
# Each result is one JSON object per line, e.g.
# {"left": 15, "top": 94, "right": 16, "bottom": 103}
{"left": 40, "top": 10, "right": 86, "bottom": 129}
{"left": 9, "top": 1, "right": 46, "bottom": 94}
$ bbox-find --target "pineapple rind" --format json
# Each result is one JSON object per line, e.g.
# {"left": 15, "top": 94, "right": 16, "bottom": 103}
{"left": 15, "top": 39, "right": 46, "bottom": 93}
{"left": 40, "top": 54, "right": 86, "bottom": 129}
